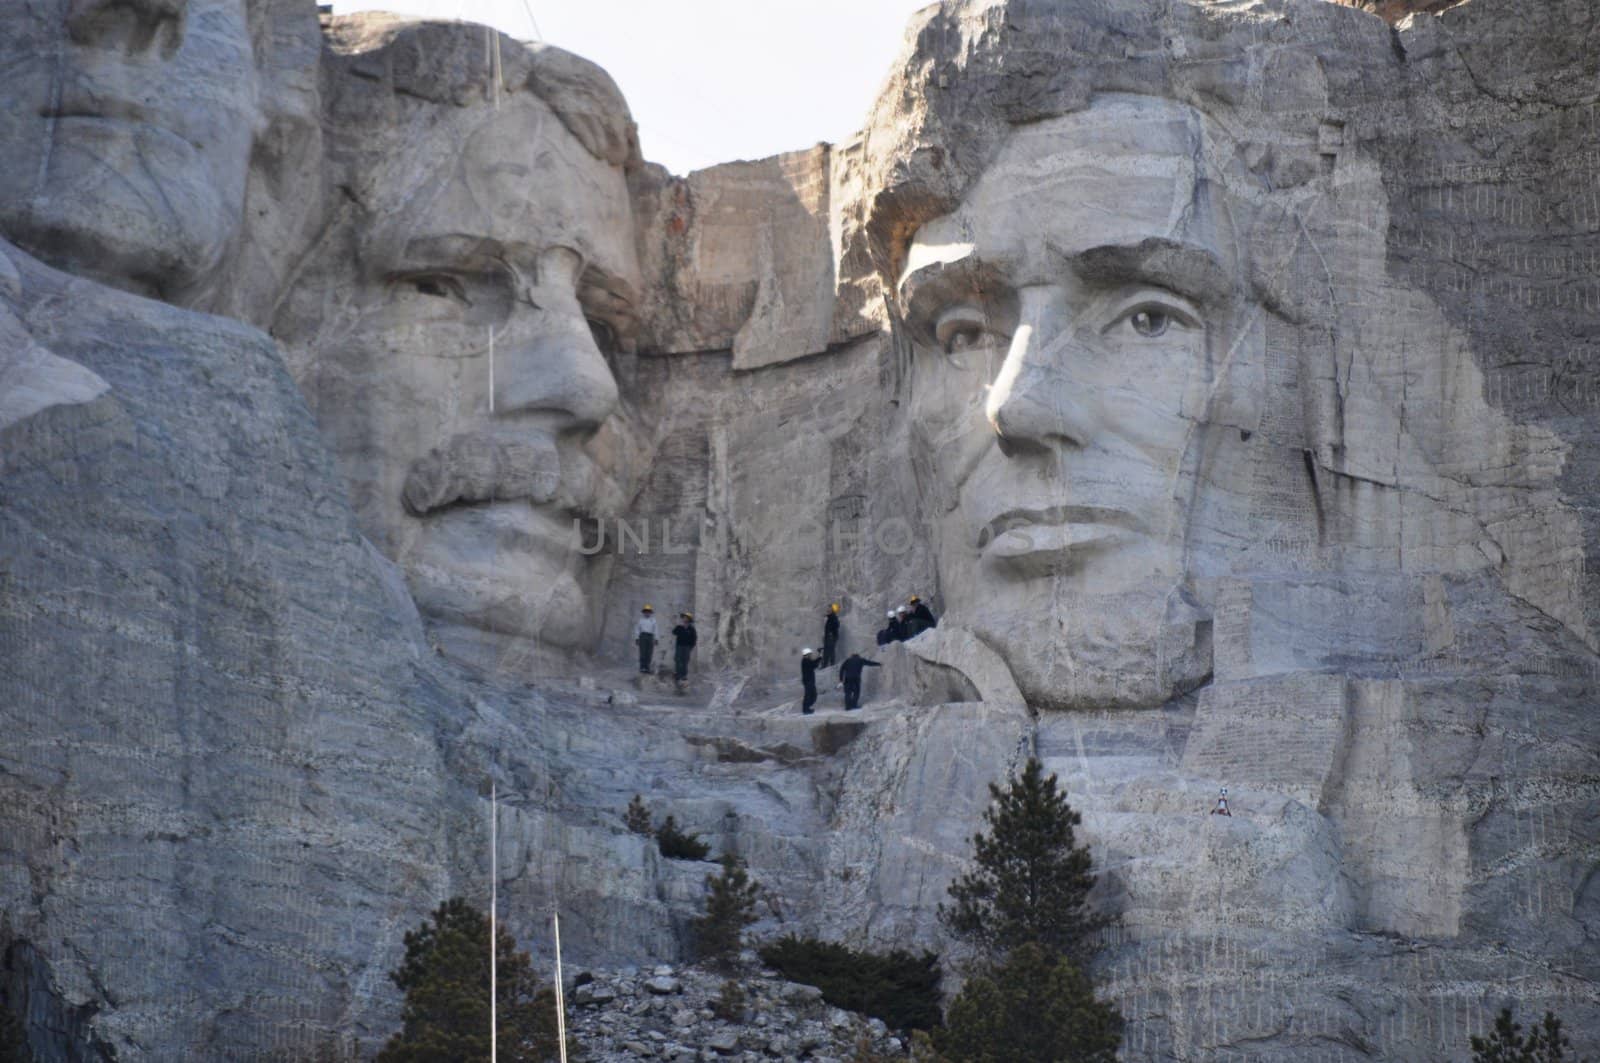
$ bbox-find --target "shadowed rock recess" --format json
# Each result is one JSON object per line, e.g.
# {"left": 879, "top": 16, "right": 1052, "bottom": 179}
{"left": 1, "top": 0, "right": 1597, "bottom": 1059}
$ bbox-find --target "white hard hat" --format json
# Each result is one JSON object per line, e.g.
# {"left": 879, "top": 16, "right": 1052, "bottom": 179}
{"left": 802, "top": 647, "right": 814, "bottom": 655}
{"left": 1220, "top": 787, "right": 1228, "bottom": 794}
{"left": 886, "top": 610, "right": 896, "bottom": 618}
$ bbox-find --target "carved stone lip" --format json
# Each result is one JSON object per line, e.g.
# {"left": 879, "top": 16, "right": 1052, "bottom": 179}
{"left": 980, "top": 504, "right": 1143, "bottom": 546}
{"left": 43, "top": 96, "right": 150, "bottom": 124}
{"left": 977, "top": 505, "right": 1142, "bottom": 571}
{"left": 40, "top": 103, "right": 202, "bottom": 155}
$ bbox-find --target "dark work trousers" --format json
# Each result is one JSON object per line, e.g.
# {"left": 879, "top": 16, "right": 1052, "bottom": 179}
{"left": 821, "top": 634, "right": 838, "bottom": 668}
{"left": 843, "top": 678, "right": 862, "bottom": 710}
{"left": 637, "top": 634, "right": 655, "bottom": 673}
{"left": 674, "top": 644, "right": 692, "bottom": 681}
{"left": 802, "top": 681, "right": 818, "bottom": 714}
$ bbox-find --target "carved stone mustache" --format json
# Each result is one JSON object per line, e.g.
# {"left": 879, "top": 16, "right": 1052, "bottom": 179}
{"left": 402, "top": 430, "right": 562, "bottom": 516}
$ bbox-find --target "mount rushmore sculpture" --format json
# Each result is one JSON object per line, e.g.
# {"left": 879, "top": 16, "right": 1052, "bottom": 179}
{"left": 1, "top": 0, "right": 1596, "bottom": 1058}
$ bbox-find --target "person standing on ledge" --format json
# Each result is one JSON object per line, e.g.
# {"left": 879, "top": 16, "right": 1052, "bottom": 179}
{"left": 893, "top": 606, "right": 912, "bottom": 642}
{"left": 1211, "top": 788, "right": 1232, "bottom": 817}
{"left": 635, "top": 605, "right": 657, "bottom": 674}
{"left": 671, "top": 611, "right": 697, "bottom": 690}
{"left": 837, "top": 652, "right": 881, "bottom": 711}
{"left": 800, "top": 648, "right": 822, "bottom": 714}
{"left": 822, "top": 603, "right": 841, "bottom": 667}
{"left": 908, "top": 595, "right": 937, "bottom": 635}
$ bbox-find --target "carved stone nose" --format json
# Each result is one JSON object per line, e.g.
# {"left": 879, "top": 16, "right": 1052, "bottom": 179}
{"left": 985, "top": 290, "right": 1093, "bottom": 456}
{"left": 67, "top": 0, "right": 186, "bottom": 51}
{"left": 493, "top": 313, "right": 620, "bottom": 430}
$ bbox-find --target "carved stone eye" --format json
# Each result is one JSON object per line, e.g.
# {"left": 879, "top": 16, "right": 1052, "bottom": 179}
{"left": 946, "top": 327, "right": 982, "bottom": 353}
{"left": 935, "top": 306, "right": 989, "bottom": 356}
{"left": 1130, "top": 309, "right": 1169, "bottom": 337}
{"left": 397, "top": 272, "right": 471, "bottom": 306}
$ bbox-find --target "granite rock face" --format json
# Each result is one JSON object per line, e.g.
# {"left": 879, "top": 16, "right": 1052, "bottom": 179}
{"left": 2, "top": 0, "right": 1600, "bottom": 1061}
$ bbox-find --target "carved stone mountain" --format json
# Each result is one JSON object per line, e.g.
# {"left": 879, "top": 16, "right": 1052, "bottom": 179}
{"left": 1, "top": 0, "right": 1597, "bottom": 1060}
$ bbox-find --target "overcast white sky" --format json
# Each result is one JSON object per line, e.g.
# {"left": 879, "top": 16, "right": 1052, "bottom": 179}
{"left": 329, "top": 0, "right": 932, "bottom": 176}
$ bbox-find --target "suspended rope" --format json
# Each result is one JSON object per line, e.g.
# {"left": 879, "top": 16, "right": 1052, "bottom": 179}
{"left": 490, "top": 781, "right": 499, "bottom": 1063}
{"left": 517, "top": 0, "right": 542, "bottom": 42}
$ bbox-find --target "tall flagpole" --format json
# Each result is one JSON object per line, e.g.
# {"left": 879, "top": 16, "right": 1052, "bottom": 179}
{"left": 552, "top": 909, "right": 568, "bottom": 1063}
{"left": 490, "top": 782, "right": 497, "bottom": 1063}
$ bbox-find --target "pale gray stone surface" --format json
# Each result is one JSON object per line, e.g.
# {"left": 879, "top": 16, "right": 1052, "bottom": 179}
{"left": 2, "top": 0, "right": 1599, "bottom": 1060}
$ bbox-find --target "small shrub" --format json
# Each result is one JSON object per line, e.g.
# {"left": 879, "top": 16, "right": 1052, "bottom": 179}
{"left": 1469, "top": 1006, "right": 1588, "bottom": 1062}
{"left": 711, "top": 979, "right": 747, "bottom": 1022}
{"left": 624, "top": 795, "right": 653, "bottom": 835}
{"left": 759, "top": 935, "right": 942, "bottom": 1032}
{"left": 692, "top": 855, "right": 761, "bottom": 971}
{"left": 655, "top": 815, "right": 711, "bottom": 861}
{"left": 849, "top": 1030, "right": 941, "bottom": 1063}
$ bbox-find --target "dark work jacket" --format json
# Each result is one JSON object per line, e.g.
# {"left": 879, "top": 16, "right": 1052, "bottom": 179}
{"left": 911, "top": 603, "right": 936, "bottom": 630}
{"left": 824, "top": 614, "right": 840, "bottom": 640}
{"left": 672, "top": 623, "right": 697, "bottom": 648}
{"left": 875, "top": 627, "right": 893, "bottom": 647}
{"left": 887, "top": 619, "right": 907, "bottom": 642}
{"left": 837, "top": 657, "right": 880, "bottom": 682}
{"left": 801, "top": 657, "right": 821, "bottom": 687}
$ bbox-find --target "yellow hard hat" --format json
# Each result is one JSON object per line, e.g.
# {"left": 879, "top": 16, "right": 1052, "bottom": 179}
{"left": 830, "top": 602, "right": 840, "bottom": 612}
{"left": 642, "top": 604, "right": 653, "bottom": 611}
{"left": 682, "top": 611, "right": 693, "bottom": 620}
{"left": 909, "top": 595, "right": 921, "bottom": 604}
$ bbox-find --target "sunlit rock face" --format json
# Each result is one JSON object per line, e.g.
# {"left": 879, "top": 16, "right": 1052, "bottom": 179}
{"left": 274, "top": 18, "right": 650, "bottom": 672}
{"left": 837, "top": 0, "right": 1600, "bottom": 1057}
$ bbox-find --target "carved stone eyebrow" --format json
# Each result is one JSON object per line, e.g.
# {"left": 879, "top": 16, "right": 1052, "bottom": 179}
{"left": 1066, "top": 239, "right": 1235, "bottom": 307}
{"left": 391, "top": 234, "right": 506, "bottom": 274}
{"left": 898, "top": 254, "right": 1007, "bottom": 311}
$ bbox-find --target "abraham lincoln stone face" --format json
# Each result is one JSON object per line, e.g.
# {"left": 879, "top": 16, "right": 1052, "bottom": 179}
{"left": 902, "top": 95, "right": 1259, "bottom": 710}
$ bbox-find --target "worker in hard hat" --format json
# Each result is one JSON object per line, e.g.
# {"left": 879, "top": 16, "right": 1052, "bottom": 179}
{"left": 893, "top": 605, "right": 912, "bottom": 642}
{"left": 876, "top": 611, "right": 896, "bottom": 647}
{"left": 821, "top": 602, "right": 841, "bottom": 667}
{"left": 800, "top": 647, "right": 822, "bottom": 714}
{"left": 907, "top": 595, "right": 937, "bottom": 636}
{"left": 671, "top": 611, "right": 697, "bottom": 689}
{"left": 1210, "top": 787, "right": 1232, "bottom": 817}
{"left": 836, "top": 652, "right": 881, "bottom": 711}
{"left": 634, "top": 604, "right": 657, "bottom": 674}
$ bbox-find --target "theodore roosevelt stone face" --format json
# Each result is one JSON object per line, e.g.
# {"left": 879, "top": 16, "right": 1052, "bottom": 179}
{"left": 279, "top": 33, "right": 642, "bottom": 662}
{"left": 900, "top": 95, "right": 1255, "bottom": 710}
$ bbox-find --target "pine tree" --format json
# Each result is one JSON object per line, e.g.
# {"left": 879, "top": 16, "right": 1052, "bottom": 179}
{"left": 692, "top": 855, "right": 761, "bottom": 971}
{"left": 938, "top": 757, "right": 1108, "bottom": 965}
{"left": 377, "top": 897, "right": 565, "bottom": 1063}
{"left": 655, "top": 815, "right": 711, "bottom": 861}
{"left": 932, "top": 943, "right": 1122, "bottom": 1063}
{"left": 1469, "top": 1007, "right": 1588, "bottom": 1063}
{"left": 624, "top": 795, "right": 653, "bottom": 835}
